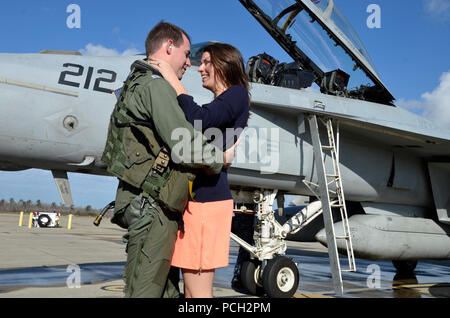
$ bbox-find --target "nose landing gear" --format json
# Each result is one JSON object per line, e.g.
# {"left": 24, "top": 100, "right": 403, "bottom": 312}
{"left": 232, "top": 189, "right": 322, "bottom": 298}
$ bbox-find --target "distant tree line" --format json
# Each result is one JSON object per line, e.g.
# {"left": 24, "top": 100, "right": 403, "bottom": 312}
{"left": 0, "top": 198, "right": 100, "bottom": 216}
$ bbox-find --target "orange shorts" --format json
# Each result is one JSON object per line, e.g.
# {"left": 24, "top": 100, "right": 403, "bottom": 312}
{"left": 171, "top": 199, "right": 233, "bottom": 271}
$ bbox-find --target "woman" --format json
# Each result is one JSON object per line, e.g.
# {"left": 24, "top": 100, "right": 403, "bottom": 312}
{"left": 149, "top": 42, "right": 250, "bottom": 298}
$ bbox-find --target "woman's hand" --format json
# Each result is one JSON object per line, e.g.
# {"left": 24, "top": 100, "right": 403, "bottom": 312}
{"left": 147, "top": 59, "right": 175, "bottom": 80}
{"left": 147, "top": 59, "right": 187, "bottom": 96}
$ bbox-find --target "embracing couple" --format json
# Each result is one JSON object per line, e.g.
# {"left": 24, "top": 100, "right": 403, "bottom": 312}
{"left": 101, "top": 21, "right": 250, "bottom": 298}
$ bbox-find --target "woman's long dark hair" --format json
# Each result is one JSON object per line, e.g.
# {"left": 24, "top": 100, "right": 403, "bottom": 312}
{"left": 202, "top": 42, "right": 250, "bottom": 100}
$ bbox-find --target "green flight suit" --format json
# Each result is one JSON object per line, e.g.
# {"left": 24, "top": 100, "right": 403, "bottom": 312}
{"left": 120, "top": 189, "right": 180, "bottom": 298}
{"left": 102, "top": 60, "right": 223, "bottom": 298}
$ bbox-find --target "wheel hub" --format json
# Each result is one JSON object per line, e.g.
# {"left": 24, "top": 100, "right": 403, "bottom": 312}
{"left": 277, "top": 267, "right": 295, "bottom": 292}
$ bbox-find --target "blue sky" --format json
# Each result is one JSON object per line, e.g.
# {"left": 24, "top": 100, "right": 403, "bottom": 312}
{"left": 1, "top": 0, "right": 450, "bottom": 208}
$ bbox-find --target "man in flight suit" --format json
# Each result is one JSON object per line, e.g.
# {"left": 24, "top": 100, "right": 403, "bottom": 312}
{"left": 102, "top": 22, "right": 234, "bottom": 298}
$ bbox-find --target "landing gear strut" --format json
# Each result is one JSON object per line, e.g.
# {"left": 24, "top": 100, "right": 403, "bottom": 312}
{"left": 231, "top": 189, "right": 323, "bottom": 298}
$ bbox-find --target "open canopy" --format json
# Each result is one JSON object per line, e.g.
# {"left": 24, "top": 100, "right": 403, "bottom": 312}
{"left": 239, "top": 0, "right": 395, "bottom": 105}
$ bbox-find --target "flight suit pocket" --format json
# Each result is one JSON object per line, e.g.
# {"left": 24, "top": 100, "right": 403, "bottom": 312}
{"left": 122, "top": 127, "right": 155, "bottom": 188}
{"left": 123, "top": 226, "right": 151, "bottom": 297}
{"left": 139, "top": 207, "right": 177, "bottom": 288}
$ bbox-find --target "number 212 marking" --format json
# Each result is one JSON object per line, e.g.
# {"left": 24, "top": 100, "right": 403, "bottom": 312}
{"left": 58, "top": 63, "right": 117, "bottom": 94}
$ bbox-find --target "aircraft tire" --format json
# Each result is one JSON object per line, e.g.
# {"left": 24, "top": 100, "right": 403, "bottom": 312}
{"left": 262, "top": 256, "right": 299, "bottom": 298}
{"left": 37, "top": 214, "right": 51, "bottom": 228}
{"left": 240, "top": 260, "right": 264, "bottom": 296}
{"left": 392, "top": 260, "right": 418, "bottom": 273}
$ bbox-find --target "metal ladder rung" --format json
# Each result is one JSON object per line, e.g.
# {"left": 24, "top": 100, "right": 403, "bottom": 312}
{"left": 327, "top": 180, "right": 336, "bottom": 187}
{"left": 331, "top": 203, "right": 344, "bottom": 208}
{"left": 328, "top": 189, "right": 337, "bottom": 195}
{"left": 335, "top": 235, "right": 349, "bottom": 240}
{"left": 326, "top": 174, "right": 339, "bottom": 178}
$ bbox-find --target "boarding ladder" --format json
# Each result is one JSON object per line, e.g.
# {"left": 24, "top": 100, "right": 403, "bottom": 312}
{"left": 304, "top": 115, "right": 356, "bottom": 295}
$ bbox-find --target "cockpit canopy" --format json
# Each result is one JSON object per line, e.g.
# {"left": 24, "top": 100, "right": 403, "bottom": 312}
{"left": 239, "top": 0, "right": 395, "bottom": 105}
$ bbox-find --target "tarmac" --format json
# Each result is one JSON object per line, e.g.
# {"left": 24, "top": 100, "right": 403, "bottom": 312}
{"left": 1, "top": 211, "right": 450, "bottom": 299}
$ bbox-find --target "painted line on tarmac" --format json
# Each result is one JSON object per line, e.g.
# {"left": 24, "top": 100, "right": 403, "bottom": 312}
{"left": 294, "top": 292, "right": 334, "bottom": 298}
{"left": 101, "top": 285, "right": 124, "bottom": 292}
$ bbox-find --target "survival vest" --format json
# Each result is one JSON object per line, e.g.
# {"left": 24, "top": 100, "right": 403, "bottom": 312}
{"left": 101, "top": 60, "right": 195, "bottom": 215}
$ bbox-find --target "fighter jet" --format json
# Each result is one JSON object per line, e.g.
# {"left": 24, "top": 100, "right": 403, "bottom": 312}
{"left": 1, "top": 0, "right": 449, "bottom": 297}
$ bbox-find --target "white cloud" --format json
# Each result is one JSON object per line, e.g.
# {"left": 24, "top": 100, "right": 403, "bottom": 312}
{"left": 425, "top": 0, "right": 450, "bottom": 20}
{"left": 397, "top": 70, "right": 450, "bottom": 128}
{"left": 79, "top": 43, "right": 141, "bottom": 56}
{"left": 395, "top": 98, "right": 425, "bottom": 111}
{"left": 121, "top": 47, "right": 142, "bottom": 56}
{"left": 421, "top": 71, "right": 450, "bottom": 126}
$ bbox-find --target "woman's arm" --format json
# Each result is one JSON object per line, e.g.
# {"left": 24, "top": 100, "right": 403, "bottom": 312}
{"left": 148, "top": 59, "right": 247, "bottom": 130}
{"left": 177, "top": 87, "right": 246, "bottom": 130}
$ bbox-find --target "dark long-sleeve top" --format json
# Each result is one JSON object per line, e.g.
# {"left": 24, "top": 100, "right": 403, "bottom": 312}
{"left": 177, "top": 85, "right": 250, "bottom": 202}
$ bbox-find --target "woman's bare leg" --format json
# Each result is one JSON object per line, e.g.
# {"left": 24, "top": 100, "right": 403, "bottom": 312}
{"left": 182, "top": 269, "right": 215, "bottom": 298}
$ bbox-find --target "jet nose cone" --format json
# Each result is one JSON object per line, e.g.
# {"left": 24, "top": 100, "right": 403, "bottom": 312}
{"left": 315, "top": 228, "right": 327, "bottom": 246}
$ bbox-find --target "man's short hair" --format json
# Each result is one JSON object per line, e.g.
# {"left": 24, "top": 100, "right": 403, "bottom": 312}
{"left": 145, "top": 21, "right": 191, "bottom": 57}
